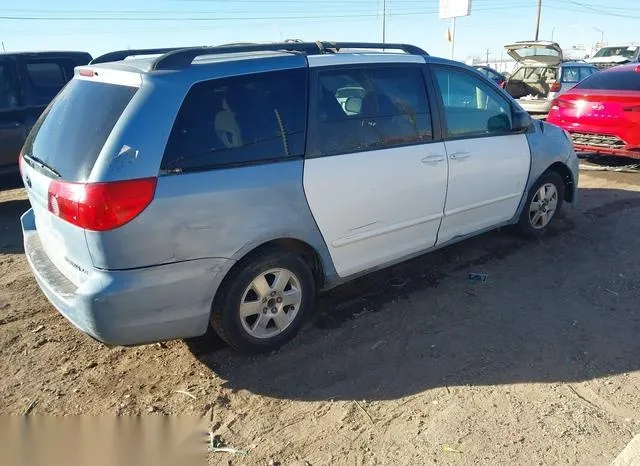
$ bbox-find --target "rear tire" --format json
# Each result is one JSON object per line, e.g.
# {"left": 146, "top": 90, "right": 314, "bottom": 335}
{"left": 211, "top": 248, "right": 315, "bottom": 353}
{"left": 515, "top": 171, "right": 565, "bottom": 238}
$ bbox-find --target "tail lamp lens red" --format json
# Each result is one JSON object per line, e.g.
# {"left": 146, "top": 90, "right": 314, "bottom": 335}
{"left": 48, "top": 178, "right": 157, "bottom": 231}
{"left": 550, "top": 82, "right": 561, "bottom": 92}
{"left": 551, "top": 98, "right": 575, "bottom": 110}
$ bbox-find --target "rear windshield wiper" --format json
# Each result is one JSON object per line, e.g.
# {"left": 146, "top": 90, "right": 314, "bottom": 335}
{"left": 23, "top": 153, "right": 61, "bottom": 178}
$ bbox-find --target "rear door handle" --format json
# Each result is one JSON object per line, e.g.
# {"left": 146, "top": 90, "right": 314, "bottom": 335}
{"left": 0, "top": 121, "right": 21, "bottom": 129}
{"left": 449, "top": 151, "right": 471, "bottom": 160}
{"left": 421, "top": 154, "right": 445, "bottom": 164}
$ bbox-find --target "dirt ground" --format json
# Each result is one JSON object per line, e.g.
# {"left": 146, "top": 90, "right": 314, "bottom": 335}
{"left": 1, "top": 165, "right": 639, "bottom": 466}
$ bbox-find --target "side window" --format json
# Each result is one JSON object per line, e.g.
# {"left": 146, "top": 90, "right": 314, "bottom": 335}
{"left": 308, "top": 65, "right": 432, "bottom": 157}
{"left": 487, "top": 70, "right": 500, "bottom": 81}
{"left": 434, "top": 67, "right": 513, "bottom": 138}
{"left": 0, "top": 63, "right": 19, "bottom": 110}
{"left": 25, "top": 61, "right": 69, "bottom": 105}
{"left": 561, "top": 67, "right": 581, "bottom": 84}
{"left": 162, "top": 68, "right": 306, "bottom": 172}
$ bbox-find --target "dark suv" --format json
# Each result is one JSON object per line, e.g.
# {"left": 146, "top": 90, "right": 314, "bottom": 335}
{"left": 0, "top": 51, "right": 92, "bottom": 176}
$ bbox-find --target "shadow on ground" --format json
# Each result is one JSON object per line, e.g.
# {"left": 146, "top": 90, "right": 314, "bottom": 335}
{"left": 0, "top": 199, "right": 29, "bottom": 254}
{"left": 0, "top": 173, "right": 23, "bottom": 192}
{"left": 579, "top": 152, "right": 640, "bottom": 169}
{"left": 187, "top": 186, "right": 640, "bottom": 401}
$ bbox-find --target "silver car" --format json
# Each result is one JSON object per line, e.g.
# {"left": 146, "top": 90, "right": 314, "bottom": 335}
{"left": 504, "top": 41, "right": 599, "bottom": 117}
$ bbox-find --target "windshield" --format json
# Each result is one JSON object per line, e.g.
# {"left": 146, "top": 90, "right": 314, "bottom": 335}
{"left": 22, "top": 79, "right": 137, "bottom": 181}
{"left": 593, "top": 46, "right": 638, "bottom": 59}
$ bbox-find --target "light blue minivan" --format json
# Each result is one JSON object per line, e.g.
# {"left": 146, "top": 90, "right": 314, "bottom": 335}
{"left": 20, "top": 42, "right": 579, "bottom": 352}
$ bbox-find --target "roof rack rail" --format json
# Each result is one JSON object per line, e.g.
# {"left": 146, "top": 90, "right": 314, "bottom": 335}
{"left": 328, "top": 42, "right": 427, "bottom": 55}
{"left": 89, "top": 48, "right": 189, "bottom": 65}
{"left": 151, "top": 41, "right": 428, "bottom": 70}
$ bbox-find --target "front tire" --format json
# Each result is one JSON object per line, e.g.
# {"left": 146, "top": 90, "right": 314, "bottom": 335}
{"left": 211, "top": 249, "right": 315, "bottom": 353}
{"left": 515, "top": 171, "right": 565, "bottom": 238}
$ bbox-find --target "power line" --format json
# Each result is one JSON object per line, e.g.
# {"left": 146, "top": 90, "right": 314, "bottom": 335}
{"left": 0, "top": 4, "right": 542, "bottom": 22}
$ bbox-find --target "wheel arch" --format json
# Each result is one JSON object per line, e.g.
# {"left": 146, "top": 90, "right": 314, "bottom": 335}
{"left": 224, "top": 236, "right": 331, "bottom": 292}
{"left": 545, "top": 161, "right": 575, "bottom": 203}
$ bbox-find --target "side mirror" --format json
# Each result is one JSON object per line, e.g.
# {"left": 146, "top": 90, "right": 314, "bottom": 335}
{"left": 344, "top": 96, "right": 362, "bottom": 114}
{"left": 512, "top": 109, "right": 533, "bottom": 132}
{"left": 487, "top": 113, "right": 511, "bottom": 133}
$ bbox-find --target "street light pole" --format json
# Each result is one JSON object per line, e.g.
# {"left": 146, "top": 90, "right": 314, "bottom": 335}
{"left": 592, "top": 27, "right": 604, "bottom": 45}
{"left": 535, "top": 0, "right": 542, "bottom": 40}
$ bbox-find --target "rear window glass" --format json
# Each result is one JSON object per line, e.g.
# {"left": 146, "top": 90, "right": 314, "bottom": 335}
{"left": 575, "top": 70, "right": 640, "bottom": 91}
{"left": 23, "top": 79, "right": 137, "bottom": 181}
{"left": 162, "top": 68, "right": 306, "bottom": 172}
{"left": 561, "top": 67, "right": 581, "bottom": 83}
{"left": 514, "top": 47, "right": 561, "bottom": 59}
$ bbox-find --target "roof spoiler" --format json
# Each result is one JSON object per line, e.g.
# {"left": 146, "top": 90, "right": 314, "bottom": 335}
{"left": 89, "top": 48, "right": 190, "bottom": 65}
{"left": 90, "top": 41, "right": 428, "bottom": 70}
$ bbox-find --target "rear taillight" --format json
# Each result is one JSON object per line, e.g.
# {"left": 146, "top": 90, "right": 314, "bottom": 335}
{"left": 48, "top": 178, "right": 157, "bottom": 231}
{"left": 550, "top": 82, "right": 561, "bottom": 92}
{"left": 623, "top": 105, "right": 640, "bottom": 112}
{"left": 550, "top": 98, "right": 574, "bottom": 110}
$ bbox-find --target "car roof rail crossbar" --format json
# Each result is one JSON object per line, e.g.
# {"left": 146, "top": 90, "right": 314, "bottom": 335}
{"left": 90, "top": 48, "right": 189, "bottom": 65}
{"left": 151, "top": 41, "right": 428, "bottom": 70}
{"left": 327, "top": 42, "right": 428, "bottom": 56}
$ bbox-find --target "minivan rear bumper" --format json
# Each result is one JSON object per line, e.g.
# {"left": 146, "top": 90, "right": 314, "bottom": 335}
{"left": 22, "top": 208, "right": 234, "bottom": 346}
{"left": 518, "top": 98, "right": 552, "bottom": 115}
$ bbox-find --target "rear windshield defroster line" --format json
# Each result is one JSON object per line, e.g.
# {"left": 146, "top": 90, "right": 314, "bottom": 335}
{"left": 22, "top": 79, "right": 137, "bottom": 181}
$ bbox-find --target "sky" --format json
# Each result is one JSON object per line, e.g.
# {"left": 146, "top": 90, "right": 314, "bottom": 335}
{"left": 1, "top": 0, "right": 639, "bottom": 63}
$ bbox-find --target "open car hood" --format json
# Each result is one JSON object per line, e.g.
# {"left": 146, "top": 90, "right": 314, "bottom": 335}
{"left": 504, "top": 41, "right": 563, "bottom": 65}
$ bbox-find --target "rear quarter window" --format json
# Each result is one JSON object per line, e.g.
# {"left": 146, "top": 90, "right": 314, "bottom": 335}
{"left": 576, "top": 70, "right": 640, "bottom": 91}
{"left": 0, "top": 62, "right": 19, "bottom": 109}
{"left": 25, "top": 60, "right": 73, "bottom": 105}
{"left": 162, "top": 68, "right": 307, "bottom": 172}
{"left": 22, "top": 79, "right": 137, "bottom": 181}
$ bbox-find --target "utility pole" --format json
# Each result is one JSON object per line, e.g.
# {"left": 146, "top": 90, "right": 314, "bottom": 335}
{"left": 535, "top": 0, "right": 542, "bottom": 40}
{"left": 485, "top": 48, "right": 490, "bottom": 65}
{"left": 450, "top": 17, "right": 456, "bottom": 60}
{"left": 382, "top": 0, "right": 387, "bottom": 44}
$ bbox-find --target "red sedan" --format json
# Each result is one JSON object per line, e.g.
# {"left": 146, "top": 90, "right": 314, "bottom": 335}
{"left": 547, "top": 63, "right": 640, "bottom": 159}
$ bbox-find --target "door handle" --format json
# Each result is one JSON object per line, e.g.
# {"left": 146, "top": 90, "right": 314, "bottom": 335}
{"left": 421, "top": 154, "right": 445, "bottom": 164}
{"left": 449, "top": 151, "right": 471, "bottom": 160}
{"left": 0, "top": 121, "right": 20, "bottom": 129}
